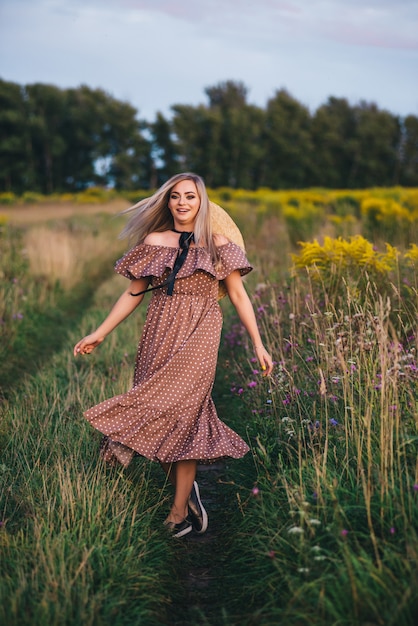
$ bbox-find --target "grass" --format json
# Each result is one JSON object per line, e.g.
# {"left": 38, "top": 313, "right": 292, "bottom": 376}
{"left": 1, "top": 193, "right": 418, "bottom": 625}
{"left": 0, "top": 254, "right": 257, "bottom": 626}
{"left": 0, "top": 276, "right": 177, "bottom": 625}
{"left": 0, "top": 198, "right": 130, "bottom": 224}
{"left": 0, "top": 217, "right": 126, "bottom": 396}
{"left": 220, "top": 261, "right": 418, "bottom": 624}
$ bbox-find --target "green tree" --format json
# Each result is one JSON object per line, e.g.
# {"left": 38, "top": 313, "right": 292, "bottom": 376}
{"left": 310, "top": 97, "right": 358, "bottom": 188}
{"left": 97, "top": 93, "right": 152, "bottom": 190}
{"left": 349, "top": 102, "right": 401, "bottom": 187}
{"left": 204, "top": 81, "right": 264, "bottom": 188}
{"left": 171, "top": 104, "right": 221, "bottom": 186}
{"left": 25, "top": 83, "right": 67, "bottom": 193}
{"left": 0, "top": 79, "right": 32, "bottom": 192}
{"left": 62, "top": 86, "right": 152, "bottom": 190}
{"left": 260, "top": 89, "right": 313, "bottom": 189}
{"left": 1, "top": 78, "right": 416, "bottom": 194}
{"left": 150, "top": 112, "right": 179, "bottom": 186}
{"left": 170, "top": 81, "right": 265, "bottom": 188}
{"left": 400, "top": 114, "right": 418, "bottom": 186}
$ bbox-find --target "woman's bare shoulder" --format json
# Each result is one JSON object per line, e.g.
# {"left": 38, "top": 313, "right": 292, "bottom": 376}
{"left": 143, "top": 231, "right": 175, "bottom": 246}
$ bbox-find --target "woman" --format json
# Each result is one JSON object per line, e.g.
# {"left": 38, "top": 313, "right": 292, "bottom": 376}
{"left": 73, "top": 173, "right": 273, "bottom": 538}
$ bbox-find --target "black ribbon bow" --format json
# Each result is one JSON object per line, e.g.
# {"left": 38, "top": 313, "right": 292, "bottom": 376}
{"left": 166, "top": 231, "right": 194, "bottom": 295}
{"left": 130, "top": 230, "right": 194, "bottom": 297}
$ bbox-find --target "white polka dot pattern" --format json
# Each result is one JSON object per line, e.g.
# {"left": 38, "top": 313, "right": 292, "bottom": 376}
{"left": 84, "top": 242, "right": 252, "bottom": 466}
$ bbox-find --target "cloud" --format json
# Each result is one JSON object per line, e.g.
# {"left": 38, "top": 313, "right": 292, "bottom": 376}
{"left": 314, "top": 1, "right": 418, "bottom": 50}
{"left": 1, "top": 0, "right": 417, "bottom": 119}
{"left": 5, "top": 0, "right": 418, "bottom": 51}
{"left": 104, "top": 0, "right": 418, "bottom": 50}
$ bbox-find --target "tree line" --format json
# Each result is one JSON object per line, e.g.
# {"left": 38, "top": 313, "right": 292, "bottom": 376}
{"left": 1, "top": 78, "right": 417, "bottom": 194}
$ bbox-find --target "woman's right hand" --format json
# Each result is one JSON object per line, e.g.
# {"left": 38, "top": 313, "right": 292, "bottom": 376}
{"left": 73, "top": 332, "right": 105, "bottom": 356}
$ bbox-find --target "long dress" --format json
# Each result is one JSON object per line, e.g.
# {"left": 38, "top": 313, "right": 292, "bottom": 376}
{"left": 84, "top": 241, "right": 252, "bottom": 467}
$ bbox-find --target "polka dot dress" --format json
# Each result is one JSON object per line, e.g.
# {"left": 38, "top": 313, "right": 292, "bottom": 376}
{"left": 84, "top": 242, "right": 253, "bottom": 467}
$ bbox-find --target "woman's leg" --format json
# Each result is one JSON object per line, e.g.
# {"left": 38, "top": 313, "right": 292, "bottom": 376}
{"left": 165, "top": 459, "right": 197, "bottom": 524}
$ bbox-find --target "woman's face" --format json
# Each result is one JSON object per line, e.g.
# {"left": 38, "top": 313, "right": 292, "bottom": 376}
{"left": 168, "top": 179, "right": 200, "bottom": 230}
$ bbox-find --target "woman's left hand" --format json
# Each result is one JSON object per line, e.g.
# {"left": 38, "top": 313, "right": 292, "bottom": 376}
{"left": 254, "top": 345, "right": 274, "bottom": 376}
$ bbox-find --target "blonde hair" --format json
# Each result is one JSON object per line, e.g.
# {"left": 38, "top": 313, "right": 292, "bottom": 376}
{"left": 120, "top": 173, "right": 219, "bottom": 264}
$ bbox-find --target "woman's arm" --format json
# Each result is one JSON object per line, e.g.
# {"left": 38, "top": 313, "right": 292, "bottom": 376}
{"left": 73, "top": 277, "right": 149, "bottom": 356}
{"left": 223, "top": 270, "right": 273, "bottom": 375}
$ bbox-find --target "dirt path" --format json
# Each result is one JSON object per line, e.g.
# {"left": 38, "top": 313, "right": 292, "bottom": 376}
{"left": 166, "top": 373, "right": 252, "bottom": 626}
{"left": 173, "top": 463, "right": 228, "bottom": 624}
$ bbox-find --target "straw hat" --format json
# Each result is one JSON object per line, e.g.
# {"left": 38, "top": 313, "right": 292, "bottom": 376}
{"left": 210, "top": 201, "right": 246, "bottom": 299}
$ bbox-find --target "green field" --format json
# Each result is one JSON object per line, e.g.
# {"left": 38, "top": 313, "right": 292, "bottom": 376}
{"left": 1, "top": 190, "right": 417, "bottom": 625}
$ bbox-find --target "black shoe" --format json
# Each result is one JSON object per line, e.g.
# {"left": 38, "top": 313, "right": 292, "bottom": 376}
{"left": 164, "top": 517, "right": 193, "bottom": 538}
{"left": 188, "top": 481, "right": 208, "bottom": 534}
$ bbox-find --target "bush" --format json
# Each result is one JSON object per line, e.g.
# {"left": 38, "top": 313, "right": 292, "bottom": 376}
{"left": 75, "top": 187, "right": 115, "bottom": 204}
{"left": 361, "top": 197, "right": 416, "bottom": 246}
{"left": 22, "top": 191, "right": 46, "bottom": 204}
{"left": 0, "top": 192, "right": 16, "bottom": 205}
{"left": 282, "top": 201, "right": 324, "bottom": 247}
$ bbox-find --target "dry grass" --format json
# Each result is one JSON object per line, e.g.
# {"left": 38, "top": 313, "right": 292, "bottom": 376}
{"left": 0, "top": 199, "right": 130, "bottom": 225}
{"left": 23, "top": 225, "right": 125, "bottom": 289}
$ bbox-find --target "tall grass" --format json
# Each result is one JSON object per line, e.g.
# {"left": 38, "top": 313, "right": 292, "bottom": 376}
{"left": 23, "top": 224, "right": 124, "bottom": 289}
{"left": 0, "top": 217, "right": 126, "bottom": 395}
{"left": 2, "top": 193, "right": 418, "bottom": 624}
{"left": 224, "top": 252, "right": 418, "bottom": 624}
{"left": 0, "top": 276, "right": 177, "bottom": 626}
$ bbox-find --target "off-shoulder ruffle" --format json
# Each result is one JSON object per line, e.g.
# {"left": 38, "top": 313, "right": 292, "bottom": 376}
{"left": 114, "top": 242, "right": 252, "bottom": 282}
{"left": 216, "top": 243, "right": 252, "bottom": 280}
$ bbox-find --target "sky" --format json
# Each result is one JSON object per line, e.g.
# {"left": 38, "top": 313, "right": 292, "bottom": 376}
{"left": 1, "top": 0, "right": 417, "bottom": 121}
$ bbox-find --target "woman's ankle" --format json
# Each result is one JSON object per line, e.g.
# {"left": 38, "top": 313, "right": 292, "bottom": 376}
{"left": 166, "top": 506, "right": 188, "bottom": 524}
